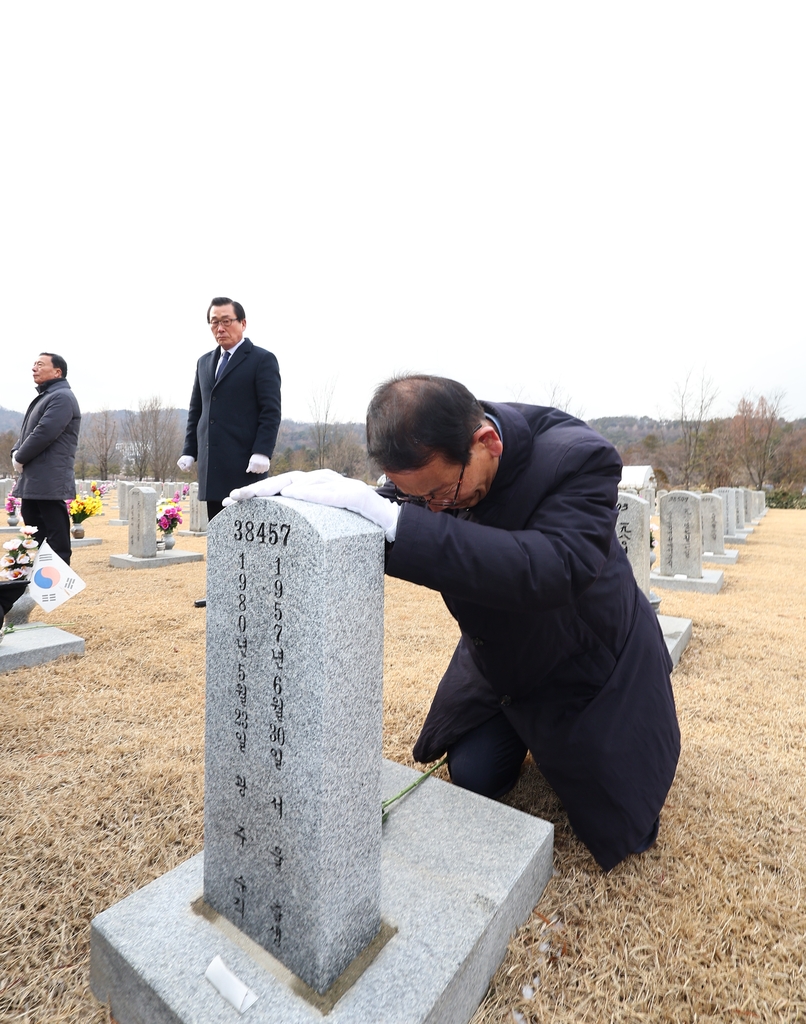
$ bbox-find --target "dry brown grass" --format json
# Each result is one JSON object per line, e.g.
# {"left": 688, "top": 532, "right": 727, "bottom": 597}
{"left": 1, "top": 510, "right": 804, "bottom": 1022}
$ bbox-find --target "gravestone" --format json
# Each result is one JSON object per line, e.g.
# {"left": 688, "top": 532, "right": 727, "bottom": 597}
{"left": 109, "top": 487, "right": 202, "bottom": 569}
{"left": 180, "top": 482, "right": 208, "bottom": 535}
{"left": 714, "top": 487, "right": 737, "bottom": 536}
{"left": 110, "top": 481, "right": 132, "bottom": 525}
{"left": 659, "top": 491, "right": 702, "bottom": 578}
{"left": 129, "top": 487, "right": 157, "bottom": 558}
{"left": 92, "top": 497, "right": 554, "bottom": 1024}
{"left": 700, "top": 493, "right": 738, "bottom": 565}
{"left": 651, "top": 491, "right": 723, "bottom": 594}
{"left": 733, "top": 488, "right": 753, "bottom": 537}
{"left": 162, "top": 481, "right": 181, "bottom": 501}
{"left": 742, "top": 488, "right": 754, "bottom": 524}
{"left": 615, "top": 492, "right": 651, "bottom": 596}
{"left": 204, "top": 499, "right": 384, "bottom": 992}
{"left": 735, "top": 488, "right": 746, "bottom": 530}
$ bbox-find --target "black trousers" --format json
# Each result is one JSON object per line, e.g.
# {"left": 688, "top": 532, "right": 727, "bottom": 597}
{"left": 206, "top": 500, "right": 224, "bottom": 521}
{"left": 0, "top": 582, "right": 28, "bottom": 617}
{"left": 20, "top": 498, "right": 72, "bottom": 565}
{"left": 447, "top": 712, "right": 660, "bottom": 854}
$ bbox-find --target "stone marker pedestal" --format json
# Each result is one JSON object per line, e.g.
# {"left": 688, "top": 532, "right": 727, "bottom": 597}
{"left": 91, "top": 761, "right": 553, "bottom": 1024}
{"left": 1, "top": 587, "right": 85, "bottom": 672}
{"left": 91, "top": 498, "right": 553, "bottom": 1024}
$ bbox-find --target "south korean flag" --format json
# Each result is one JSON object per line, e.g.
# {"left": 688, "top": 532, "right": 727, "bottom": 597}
{"left": 28, "top": 541, "right": 86, "bottom": 610}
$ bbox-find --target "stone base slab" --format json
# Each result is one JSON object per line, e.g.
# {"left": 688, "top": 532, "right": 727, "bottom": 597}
{"left": 724, "top": 534, "right": 746, "bottom": 546}
{"left": 0, "top": 525, "right": 23, "bottom": 533}
{"left": 109, "top": 551, "right": 204, "bottom": 570}
{"left": 0, "top": 626, "right": 85, "bottom": 672}
{"left": 71, "top": 537, "right": 103, "bottom": 547}
{"left": 650, "top": 568, "right": 724, "bottom": 594}
{"left": 657, "top": 615, "right": 693, "bottom": 668}
{"left": 91, "top": 759, "right": 554, "bottom": 1024}
{"left": 702, "top": 549, "right": 739, "bottom": 565}
{"left": 177, "top": 530, "right": 207, "bottom": 537}
{"left": 108, "top": 519, "right": 129, "bottom": 526}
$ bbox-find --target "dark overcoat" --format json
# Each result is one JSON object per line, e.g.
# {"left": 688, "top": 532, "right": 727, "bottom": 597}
{"left": 385, "top": 401, "right": 680, "bottom": 870}
{"left": 13, "top": 379, "right": 81, "bottom": 500}
{"left": 182, "top": 339, "right": 281, "bottom": 501}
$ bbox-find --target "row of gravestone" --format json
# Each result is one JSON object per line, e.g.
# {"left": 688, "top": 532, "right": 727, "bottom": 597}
{"left": 112, "top": 481, "right": 203, "bottom": 526}
{"left": 616, "top": 487, "right": 765, "bottom": 598}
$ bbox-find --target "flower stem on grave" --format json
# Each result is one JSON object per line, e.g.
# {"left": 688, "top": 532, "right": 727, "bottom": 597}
{"left": 381, "top": 756, "right": 448, "bottom": 823}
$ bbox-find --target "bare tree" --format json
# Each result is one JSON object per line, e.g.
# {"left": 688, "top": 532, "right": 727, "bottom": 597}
{"left": 124, "top": 403, "right": 153, "bottom": 479}
{"left": 699, "top": 418, "right": 739, "bottom": 490}
{"left": 327, "top": 424, "right": 369, "bottom": 479}
{"left": 544, "top": 381, "right": 585, "bottom": 420}
{"left": 309, "top": 380, "right": 337, "bottom": 470}
{"left": 733, "top": 391, "right": 786, "bottom": 489}
{"left": 673, "top": 371, "right": 718, "bottom": 490}
{"left": 82, "top": 409, "right": 120, "bottom": 479}
{"left": 124, "top": 397, "right": 184, "bottom": 481}
{"left": 0, "top": 430, "right": 16, "bottom": 476}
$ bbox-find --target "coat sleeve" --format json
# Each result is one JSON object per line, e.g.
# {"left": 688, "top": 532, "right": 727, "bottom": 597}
{"left": 385, "top": 437, "right": 621, "bottom": 612}
{"left": 251, "top": 351, "right": 281, "bottom": 458}
{"left": 182, "top": 366, "right": 203, "bottom": 459}
{"left": 14, "top": 391, "right": 75, "bottom": 464}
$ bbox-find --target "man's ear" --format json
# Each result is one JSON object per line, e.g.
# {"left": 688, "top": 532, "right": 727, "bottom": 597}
{"left": 476, "top": 423, "right": 503, "bottom": 458}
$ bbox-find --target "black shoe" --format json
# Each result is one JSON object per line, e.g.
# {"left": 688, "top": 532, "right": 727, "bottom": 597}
{"left": 194, "top": 598, "right": 206, "bottom": 608}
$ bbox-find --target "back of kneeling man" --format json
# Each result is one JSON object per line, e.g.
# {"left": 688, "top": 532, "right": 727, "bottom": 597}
{"left": 225, "top": 374, "right": 680, "bottom": 871}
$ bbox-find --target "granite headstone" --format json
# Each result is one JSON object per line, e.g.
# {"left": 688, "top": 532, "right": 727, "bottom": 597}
{"left": 615, "top": 491, "right": 651, "bottom": 596}
{"left": 658, "top": 491, "right": 702, "bottom": 579}
{"left": 128, "top": 487, "right": 157, "bottom": 559}
{"left": 204, "top": 497, "right": 385, "bottom": 995}
{"left": 700, "top": 493, "right": 725, "bottom": 555}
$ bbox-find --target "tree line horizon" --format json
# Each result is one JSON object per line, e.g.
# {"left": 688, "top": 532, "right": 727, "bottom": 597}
{"left": 1, "top": 380, "right": 804, "bottom": 498}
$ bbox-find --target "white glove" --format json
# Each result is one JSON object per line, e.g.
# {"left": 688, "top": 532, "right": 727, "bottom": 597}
{"left": 12, "top": 457, "right": 23, "bottom": 472}
{"left": 177, "top": 455, "right": 195, "bottom": 472}
{"left": 278, "top": 469, "right": 400, "bottom": 541}
{"left": 246, "top": 453, "right": 271, "bottom": 474}
{"left": 224, "top": 471, "right": 311, "bottom": 505}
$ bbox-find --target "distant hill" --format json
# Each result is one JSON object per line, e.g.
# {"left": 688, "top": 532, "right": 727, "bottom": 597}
{"left": 588, "top": 416, "right": 681, "bottom": 448}
{"left": 0, "top": 407, "right": 23, "bottom": 432}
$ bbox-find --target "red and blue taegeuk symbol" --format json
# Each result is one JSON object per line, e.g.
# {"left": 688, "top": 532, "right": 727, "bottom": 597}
{"left": 34, "top": 566, "right": 60, "bottom": 589}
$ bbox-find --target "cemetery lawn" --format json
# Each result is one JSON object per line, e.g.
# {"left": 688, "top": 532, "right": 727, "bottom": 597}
{"left": 1, "top": 510, "right": 804, "bottom": 1023}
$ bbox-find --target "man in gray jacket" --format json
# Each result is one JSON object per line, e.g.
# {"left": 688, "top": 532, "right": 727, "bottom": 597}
{"left": 11, "top": 353, "right": 81, "bottom": 565}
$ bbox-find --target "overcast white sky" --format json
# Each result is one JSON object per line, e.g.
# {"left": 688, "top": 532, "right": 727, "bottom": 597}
{"left": 2, "top": 3, "right": 804, "bottom": 426}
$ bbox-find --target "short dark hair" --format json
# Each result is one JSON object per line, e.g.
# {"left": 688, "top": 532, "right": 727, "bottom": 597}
{"left": 40, "top": 352, "right": 67, "bottom": 378}
{"left": 207, "top": 297, "right": 245, "bottom": 322}
{"left": 366, "top": 374, "right": 486, "bottom": 472}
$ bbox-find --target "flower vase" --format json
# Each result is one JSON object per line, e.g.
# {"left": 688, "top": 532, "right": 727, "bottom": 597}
{"left": 163, "top": 532, "right": 175, "bottom": 550}
{"left": 7, "top": 514, "right": 19, "bottom": 527}
{"left": 71, "top": 524, "right": 85, "bottom": 539}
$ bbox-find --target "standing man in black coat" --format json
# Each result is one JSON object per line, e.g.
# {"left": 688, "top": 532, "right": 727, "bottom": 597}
{"left": 224, "top": 374, "right": 680, "bottom": 872}
{"left": 11, "top": 352, "right": 81, "bottom": 565}
{"left": 178, "top": 297, "right": 281, "bottom": 522}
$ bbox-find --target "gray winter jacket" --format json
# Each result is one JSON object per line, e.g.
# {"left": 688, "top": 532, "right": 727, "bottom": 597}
{"left": 12, "top": 379, "right": 81, "bottom": 500}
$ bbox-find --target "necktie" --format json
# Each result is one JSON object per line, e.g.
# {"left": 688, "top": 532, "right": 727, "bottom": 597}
{"left": 216, "top": 350, "right": 230, "bottom": 380}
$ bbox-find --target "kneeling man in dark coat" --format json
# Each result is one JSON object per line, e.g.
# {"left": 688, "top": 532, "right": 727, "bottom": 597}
{"left": 225, "top": 374, "right": 680, "bottom": 871}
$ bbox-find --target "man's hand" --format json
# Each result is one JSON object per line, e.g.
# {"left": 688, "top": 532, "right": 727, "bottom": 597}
{"left": 177, "top": 455, "right": 195, "bottom": 472}
{"left": 246, "top": 454, "right": 271, "bottom": 474}
{"left": 225, "top": 468, "right": 400, "bottom": 541}
{"left": 12, "top": 457, "right": 23, "bottom": 473}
